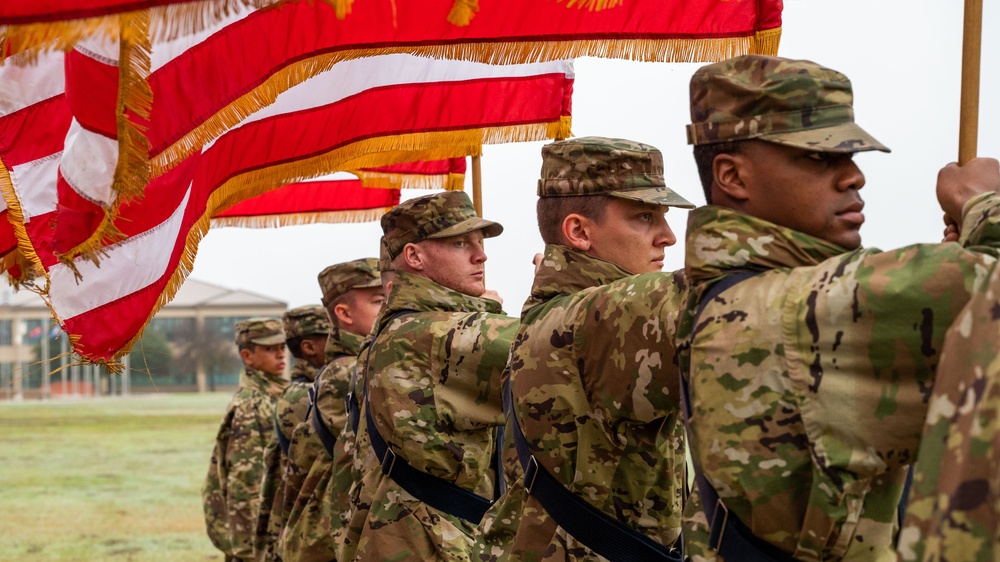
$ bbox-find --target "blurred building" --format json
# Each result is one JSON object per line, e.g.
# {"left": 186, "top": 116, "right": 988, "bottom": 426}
{"left": 0, "top": 279, "right": 286, "bottom": 400}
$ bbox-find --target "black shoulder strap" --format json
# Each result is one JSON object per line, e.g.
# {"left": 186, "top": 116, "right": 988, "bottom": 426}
{"left": 681, "top": 271, "right": 798, "bottom": 562}
{"left": 506, "top": 367, "right": 682, "bottom": 561}
{"left": 309, "top": 384, "right": 338, "bottom": 457}
{"left": 364, "top": 390, "right": 493, "bottom": 523}
{"left": 274, "top": 408, "right": 292, "bottom": 457}
{"left": 345, "top": 309, "right": 414, "bottom": 436}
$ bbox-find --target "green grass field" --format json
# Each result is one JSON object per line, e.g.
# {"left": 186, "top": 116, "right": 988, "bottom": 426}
{"left": 0, "top": 393, "right": 234, "bottom": 561}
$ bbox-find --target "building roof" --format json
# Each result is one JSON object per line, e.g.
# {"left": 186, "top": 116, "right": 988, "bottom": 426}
{"left": 0, "top": 278, "right": 287, "bottom": 312}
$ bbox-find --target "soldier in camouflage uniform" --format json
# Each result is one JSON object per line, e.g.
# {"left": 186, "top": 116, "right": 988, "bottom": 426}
{"left": 339, "top": 191, "right": 519, "bottom": 562}
{"left": 473, "top": 136, "right": 695, "bottom": 562}
{"left": 204, "top": 318, "right": 289, "bottom": 562}
{"left": 679, "top": 54, "right": 1000, "bottom": 562}
{"left": 254, "top": 306, "right": 331, "bottom": 561}
{"left": 897, "top": 159, "right": 1000, "bottom": 562}
{"left": 279, "top": 258, "right": 384, "bottom": 562}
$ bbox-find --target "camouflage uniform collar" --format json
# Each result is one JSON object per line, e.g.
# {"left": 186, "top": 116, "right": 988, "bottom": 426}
{"left": 523, "top": 244, "right": 633, "bottom": 313}
{"left": 289, "top": 359, "right": 319, "bottom": 383}
{"left": 386, "top": 271, "right": 504, "bottom": 318}
{"left": 685, "top": 205, "right": 849, "bottom": 284}
{"left": 328, "top": 328, "right": 364, "bottom": 359}
{"left": 240, "top": 367, "right": 289, "bottom": 398}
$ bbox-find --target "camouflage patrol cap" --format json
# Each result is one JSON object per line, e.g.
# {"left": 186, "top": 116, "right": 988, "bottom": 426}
{"left": 377, "top": 237, "right": 393, "bottom": 272}
{"left": 235, "top": 317, "right": 285, "bottom": 346}
{"left": 380, "top": 191, "right": 503, "bottom": 260}
{"left": 318, "top": 258, "right": 382, "bottom": 307}
{"left": 687, "top": 55, "right": 890, "bottom": 153}
{"left": 538, "top": 137, "right": 694, "bottom": 208}
{"left": 282, "top": 305, "right": 332, "bottom": 339}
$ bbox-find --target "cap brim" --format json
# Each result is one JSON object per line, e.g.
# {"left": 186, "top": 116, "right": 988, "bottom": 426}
{"left": 761, "top": 122, "right": 890, "bottom": 153}
{"left": 251, "top": 334, "right": 286, "bottom": 345}
{"left": 608, "top": 186, "right": 696, "bottom": 209}
{"left": 428, "top": 217, "right": 504, "bottom": 240}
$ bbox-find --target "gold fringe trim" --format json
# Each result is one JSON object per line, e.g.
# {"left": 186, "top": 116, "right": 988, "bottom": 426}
{"left": 210, "top": 207, "right": 390, "bottom": 229}
{"left": 448, "top": 0, "right": 478, "bottom": 27}
{"left": 416, "top": 36, "right": 774, "bottom": 65}
{"left": 57, "top": 122, "right": 560, "bottom": 363}
{"left": 55, "top": 208, "right": 127, "bottom": 280}
{"left": 353, "top": 171, "right": 466, "bottom": 191}
{"left": 754, "top": 27, "right": 782, "bottom": 56}
{"left": 445, "top": 172, "right": 465, "bottom": 192}
{"left": 151, "top": 36, "right": 745, "bottom": 177}
{"left": 0, "top": 0, "right": 281, "bottom": 63}
{"left": 560, "top": 0, "right": 623, "bottom": 11}
{"left": 112, "top": 12, "right": 153, "bottom": 203}
{"left": 0, "top": 156, "right": 49, "bottom": 286}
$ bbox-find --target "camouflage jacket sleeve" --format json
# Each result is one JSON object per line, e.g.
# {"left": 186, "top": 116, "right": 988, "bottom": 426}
{"left": 795, "top": 192, "right": 1000, "bottom": 470}
{"left": 368, "top": 309, "right": 518, "bottom": 492}
{"left": 203, "top": 404, "right": 237, "bottom": 556}
{"left": 898, "top": 261, "right": 1000, "bottom": 562}
{"left": 222, "top": 392, "right": 278, "bottom": 559}
{"left": 575, "top": 270, "right": 687, "bottom": 425}
{"left": 681, "top": 195, "right": 1000, "bottom": 560}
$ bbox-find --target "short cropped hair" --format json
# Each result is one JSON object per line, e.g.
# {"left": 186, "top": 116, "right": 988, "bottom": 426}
{"left": 285, "top": 336, "right": 305, "bottom": 359}
{"left": 693, "top": 140, "right": 746, "bottom": 205}
{"left": 536, "top": 195, "right": 610, "bottom": 245}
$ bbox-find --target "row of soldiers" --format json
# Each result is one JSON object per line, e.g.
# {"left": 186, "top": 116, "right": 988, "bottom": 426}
{"left": 202, "top": 54, "right": 1000, "bottom": 562}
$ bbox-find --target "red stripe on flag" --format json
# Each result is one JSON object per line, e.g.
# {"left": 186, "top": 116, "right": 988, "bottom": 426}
{"left": 367, "top": 158, "right": 466, "bottom": 176}
{"left": 0, "top": 95, "right": 71, "bottom": 166}
{"left": 0, "top": 0, "right": 197, "bottom": 23}
{"left": 195, "top": 73, "right": 571, "bottom": 193}
{"left": 216, "top": 180, "right": 400, "bottom": 218}
{"left": 0, "top": 210, "right": 16, "bottom": 256}
{"left": 64, "top": 49, "right": 118, "bottom": 139}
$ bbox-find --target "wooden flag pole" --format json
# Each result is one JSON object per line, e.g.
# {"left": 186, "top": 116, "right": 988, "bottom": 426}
{"left": 472, "top": 155, "right": 484, "bottom": 217}
{"left": 959, "top": 0, "right": 983, "bottom": 165}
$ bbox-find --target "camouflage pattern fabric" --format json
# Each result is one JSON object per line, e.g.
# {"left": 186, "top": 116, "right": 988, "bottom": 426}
{"left": 678, "top": 193, "right": 1000, "bottom": 562}
{"left": 474, "top": 244, "right": 687, "bottom": 562}
{"left": 279, "top": 328, "right": 364, "bottom": 562}
{"left": 340, "top": 271, "right": 518, "bottom": 562}
{"left": 319, "top": 258, "right": 382, "bottom": 307}
{"left": 686, "top": 55, "right": 889, "bottom": 154}
{"left": 897, "top": 261, "right": 1000, "bottom": 562}
{"left": 204, "top": 367, "right": 289, "bottom": 561}
{"left": 283, "top": 305, "right": 332, "bottom": 340}
{"left": 381, "top": 191, "right": 503, "bottom": 260}
{"left": 236, "top": 318, "right": 286, "bottom": 347}
{"left": 537, "top": 137, "right": 693, "bottom": 208}
{"left": 253, "top": 359, "right": 319, "bottom": 561}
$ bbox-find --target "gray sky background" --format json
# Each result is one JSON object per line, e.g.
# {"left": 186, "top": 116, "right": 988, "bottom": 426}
{"left": 189, "top": 0, "right": 1000, "bottom": 314}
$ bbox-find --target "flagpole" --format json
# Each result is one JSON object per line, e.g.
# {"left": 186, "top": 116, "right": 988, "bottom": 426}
{"left": 959, "top": 0, "right": 983, "bottom": 165}
{"left": 472, "top": 155, "right": 483, "bottom": 217}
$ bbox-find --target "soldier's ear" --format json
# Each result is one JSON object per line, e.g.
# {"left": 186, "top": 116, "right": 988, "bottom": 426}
{"left": 561, "top": 214, "right": 592, "bottom": 252}
{"left": 713, "top": 153, "right": 750, "bottom": 203}
{"left": 333, "top": 303, "right": 353, "bottom": 328}
{"left": 400, "top": 243, "right": 425, "bottom": 272}
{"left": 239, "top": 347, "right": 254, "bottom": 366}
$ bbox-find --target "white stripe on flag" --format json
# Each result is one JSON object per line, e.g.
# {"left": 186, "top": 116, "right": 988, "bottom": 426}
{"left": 48, "top": 185, "right": 192, "bottom": 318}
{"left": 9, "top": 153, "right": 60, "bottom": 220}
{"left": 0, "top": 52, "right": 65, "bottom": 118}
{"left": 60, "top": 120, "right": 118, "bottom": 205}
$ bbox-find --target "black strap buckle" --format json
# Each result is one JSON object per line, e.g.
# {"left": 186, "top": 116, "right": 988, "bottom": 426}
{"left": 524, "top": 456, "right": 540, "bottom": 495}
{"left": 381, "top": 446, "right": 398, "bottom": 477}
{"left": 709, "top": 497, "right": 730, "bottom": 552}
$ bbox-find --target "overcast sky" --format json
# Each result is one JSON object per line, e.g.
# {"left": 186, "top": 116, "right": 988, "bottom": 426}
{"left": 188, "top": 0, "right": 1000, "bottom": 314}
